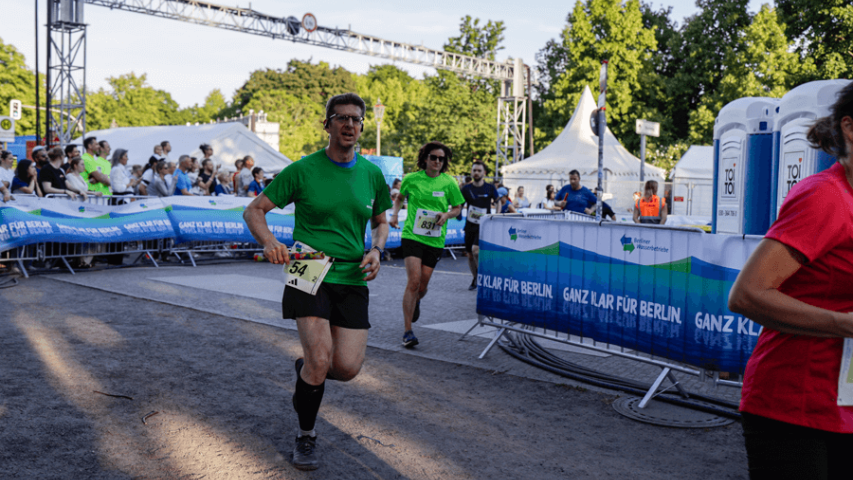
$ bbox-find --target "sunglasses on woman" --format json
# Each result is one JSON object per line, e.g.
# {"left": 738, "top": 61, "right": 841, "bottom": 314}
{"left": 427, "top": 154, "right": 446, "bottom": 162}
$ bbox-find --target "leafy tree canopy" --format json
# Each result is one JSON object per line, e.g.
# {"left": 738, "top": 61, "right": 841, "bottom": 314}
{"left": 535, "top": 0, "right": 659, "bottom": 153}
{"left": 776, "top": 0, "right": 853, "bottom": 79}
{"left": 0, "top": 37, "right": 39, "bottom": 136}
{"left": 86, "top": 72, "right": 189, "bottom": 131}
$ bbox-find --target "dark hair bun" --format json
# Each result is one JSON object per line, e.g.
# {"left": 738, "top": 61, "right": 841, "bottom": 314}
{"left": 807, "top": 116, "right": 840, "bottom": 156}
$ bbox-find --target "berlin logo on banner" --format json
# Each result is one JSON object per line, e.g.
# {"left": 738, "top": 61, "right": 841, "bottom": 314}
{"left": 507, "top": 226, "right": 541, "bottom": 242}
{"left": 618, "top": 234, "right": 669, "bottom": 254}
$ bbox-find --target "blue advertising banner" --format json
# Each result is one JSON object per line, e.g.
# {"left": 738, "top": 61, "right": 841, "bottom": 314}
{"left": 0, "top": 206, "right": 174, "bottom": 251}
{"left": 476, "top": 216, "right": 762, "bottom": 373}
{"left": 363, "top": 155, "right": 404, "bottom": 188}
{"left": 0, "top": 197, "right": 466, "bottom": 253}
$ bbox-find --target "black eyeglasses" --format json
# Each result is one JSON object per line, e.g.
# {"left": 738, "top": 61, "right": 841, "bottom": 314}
{"left": 329, "top": 114, "right": 364, "bottom": 125}
{"left": 427, "top": 154, "right": 446, "bottom": 162}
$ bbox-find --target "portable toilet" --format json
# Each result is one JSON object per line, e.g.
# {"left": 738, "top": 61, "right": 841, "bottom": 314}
{"left": 712, "top": 97, "right": 779, "bottom": 235}
{"left": 770, "top": 79, "right": 850, "bottom": 222}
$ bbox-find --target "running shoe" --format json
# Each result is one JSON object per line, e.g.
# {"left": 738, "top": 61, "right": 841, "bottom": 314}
{"left": 412, "top": 300, "right": 421, "bottom": 323}
{"left": 292, "top": 435, "right": 319, "bottom": 471}
{"left": 402, "top": 330, "right": 419, "bottom": 348}
{"left": 468, "top": 279, "right": 477, "bottom": 291}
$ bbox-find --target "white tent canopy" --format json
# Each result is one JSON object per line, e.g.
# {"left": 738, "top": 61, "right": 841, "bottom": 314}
{"left": 501, "top": 86, "right": 665, "bottom": 213}
{"left": 74, "top": 123, "right": 292, "bottom": 172}
{"left": 670, "top": 146, "right": 713, "bottom": 181}
{"left": 670, "top": 145, "right": 714, "bottom": 217}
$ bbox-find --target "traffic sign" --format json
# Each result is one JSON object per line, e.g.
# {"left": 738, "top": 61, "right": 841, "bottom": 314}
{"left": 635, "top": 119, "right": 660, "bottom": 137}
{"left": 10, "top": 100, "right": 22, "bottom": 120}
{"left": 0, "top": 116, "right": 14, "bottom": 141}
{"left": 302, "top": 13, "right": 317, "bottom": 33}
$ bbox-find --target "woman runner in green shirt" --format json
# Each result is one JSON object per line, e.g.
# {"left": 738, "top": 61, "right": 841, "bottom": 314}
{"left": 390, "top": 141, "right": 465, "bottom": 348}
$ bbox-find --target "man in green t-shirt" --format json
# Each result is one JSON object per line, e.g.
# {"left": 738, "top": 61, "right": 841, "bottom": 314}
{"left": 244, "top": 93, "right": 390, "bottom": 472}
{"left": 390, "top": 141, "right": 464, "bottom": 348}
{"left": 81, "top": 137, "right": 112, "bottom": 196}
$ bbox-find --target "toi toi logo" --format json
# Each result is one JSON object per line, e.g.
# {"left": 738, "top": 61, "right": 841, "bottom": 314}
{"left": 508, "top": 227, "right": 517, "bottom": 241}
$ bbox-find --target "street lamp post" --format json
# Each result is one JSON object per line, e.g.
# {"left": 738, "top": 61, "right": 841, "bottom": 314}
{"left": 373, "top": 98, "right": 385, "bottom": 156}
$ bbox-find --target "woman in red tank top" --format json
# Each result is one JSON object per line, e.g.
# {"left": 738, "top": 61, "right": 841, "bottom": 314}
{"left": 729, "top": 81, "right": 853, "bottom": 479}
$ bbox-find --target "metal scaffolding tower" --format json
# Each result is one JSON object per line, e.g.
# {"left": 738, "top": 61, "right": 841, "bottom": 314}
{"left": 47, "top": 0, "right": 87, "bottom": 148}
{"left": 495, "top": 59, "right": 527, "bottom": 176}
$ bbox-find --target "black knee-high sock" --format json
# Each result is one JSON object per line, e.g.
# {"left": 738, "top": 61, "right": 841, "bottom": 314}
{"left": 293, "top": 373, "right": 325, "bottom": 432}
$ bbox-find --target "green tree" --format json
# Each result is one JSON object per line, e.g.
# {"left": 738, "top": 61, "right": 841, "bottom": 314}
{"left": 355, "top": 65, "right": 429, "bottom": 161}
{"left": 687, "top": 5, "right": 813, "bottom": 143}
{"left": 230, "top": 60, "right": 358, "bottom": 116}
{"left": 0, "top": 37, "right": 39, "bottom": 136}
{"left": 86, "top": 72, "right": 187, "bottom": 130}
{"left": 664, "top": 0, "right": 751, "bottom": 142}
{"left": 443, "top": 15, "right": 507, "bottom": 96}
{"left": 227, "top": 60, "right": 358, "bottom": 158}
{"left": 535, "top": 0, "right": 659, "bottom": 153}
{"left": 776, "top": 0, "right": 853, "bottom": 79}
{"left": 186, "top": 89, "right": 229, "bottom": 124}
{"left": 244, "top": 90, "right": 325, "bottom": 160}
{"left": 645, "top": 141, "right": 689, "bottom": 178}
{"left": 444, "top": 16, "right": 506, "bottom": 61}
{"left": 393, "top": 71, "right": 498, "bottom": 175}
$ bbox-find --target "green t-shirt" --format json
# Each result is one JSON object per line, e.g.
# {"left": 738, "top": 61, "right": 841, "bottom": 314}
{"left": 399, "top": 171, "right": 465, "bottom": 248}
{"left": 264, "top": 149, "right": 393, "bottom": 286}
{"left": 83, "top": 153, "right": 112, "bottom": 196}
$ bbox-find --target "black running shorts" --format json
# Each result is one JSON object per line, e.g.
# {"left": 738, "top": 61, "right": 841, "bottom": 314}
{"left": 282, "top": 282, "right": 371, "bottom": 329}
{"left": 464, "top": 224, "right": 480, "bottom": 253}
{"left": 400, "top": 238, "right": 443, "bottom": 269}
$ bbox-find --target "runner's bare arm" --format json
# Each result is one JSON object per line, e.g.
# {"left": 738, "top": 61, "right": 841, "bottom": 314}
{"left": 243, "top": 192, "right": 290, "bottom": 265}
{"left": 728, "top": 238, "right": 852, "bottom": 337}
{"left": 362, "top": 212, "right": 389, "bottom": 281}
{"left": 389, "top": 194, "right": 405, "bottom": 229}
{"left": 436, "top": 204, "right": 462, "bottom": 227}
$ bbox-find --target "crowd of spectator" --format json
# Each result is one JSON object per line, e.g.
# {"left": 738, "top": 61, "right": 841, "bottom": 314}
{"left": 0, "top": 138, "right": 274, "bottom": 202}
{"left": 449, "top": 167, "right": 619, "bottom": 219}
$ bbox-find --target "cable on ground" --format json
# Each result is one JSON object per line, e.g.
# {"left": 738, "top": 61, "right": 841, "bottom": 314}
{"left": 498, "top": 328, "right": 742, "bottom": 420}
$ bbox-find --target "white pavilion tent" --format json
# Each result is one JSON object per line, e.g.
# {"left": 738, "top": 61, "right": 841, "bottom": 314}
{"left": 74, "top": 123, "right": 292, "bottom": 172}
{"left": 669, "top": 145, "right": 714, "bottom": 217}
{"left": 501, "top": 86, "right": 665, "bottom": 215}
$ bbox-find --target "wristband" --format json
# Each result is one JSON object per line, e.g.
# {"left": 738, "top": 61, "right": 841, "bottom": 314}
{"left": 371, "top": 246, "right": 385, "bottom": 260}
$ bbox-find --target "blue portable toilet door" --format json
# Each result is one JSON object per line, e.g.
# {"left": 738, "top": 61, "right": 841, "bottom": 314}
{"left": 775, "top": 119, "right": 836, "bottom": 217}
{"left": 715, "top": 132, "right": 747, "bottom": 234}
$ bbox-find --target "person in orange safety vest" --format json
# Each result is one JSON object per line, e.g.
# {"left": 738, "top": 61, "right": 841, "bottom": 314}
{"left": 633, "top": 180, "right": 667, "bottom": 224}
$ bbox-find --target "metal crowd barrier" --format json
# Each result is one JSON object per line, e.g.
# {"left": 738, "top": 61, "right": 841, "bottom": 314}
{"left": 45, "top": 193, "right": 154, "bottom": 205}
{"left": 169, "top": 241, "right": 263, "bottom": 267}
{"left": 2, "top": 238, "right": 171, "bottom": 277}
{"left": 521, "top": 210, "right": 597, "bottom": 221}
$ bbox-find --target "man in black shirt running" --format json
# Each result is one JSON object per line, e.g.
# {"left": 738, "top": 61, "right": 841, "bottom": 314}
{"left": 460, "top": 161, "right": 498, "bottom": 290}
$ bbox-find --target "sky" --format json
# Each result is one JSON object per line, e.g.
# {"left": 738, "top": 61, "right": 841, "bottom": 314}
{"left": 3, "top": 0, "right": 767, "bottom": 108}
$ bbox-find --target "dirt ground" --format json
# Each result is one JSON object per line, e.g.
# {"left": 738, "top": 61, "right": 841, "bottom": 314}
{"left": 0, "top": 275, "right": 748, "bottom": 479}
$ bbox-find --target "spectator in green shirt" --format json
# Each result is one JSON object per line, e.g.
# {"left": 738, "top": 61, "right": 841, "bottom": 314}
{"left": 81, "top": 137, "right": 111, "bottom": 196}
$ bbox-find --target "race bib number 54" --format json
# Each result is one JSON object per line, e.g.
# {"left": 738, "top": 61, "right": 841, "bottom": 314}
{"left": 282, "top": 241, "right": 334, "bottom": 296}
{"left": 286, "top": 260, "right": 326, "bottom": 283}
{"left": 413, "top": 209, "right": 442, "bottom": 237}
